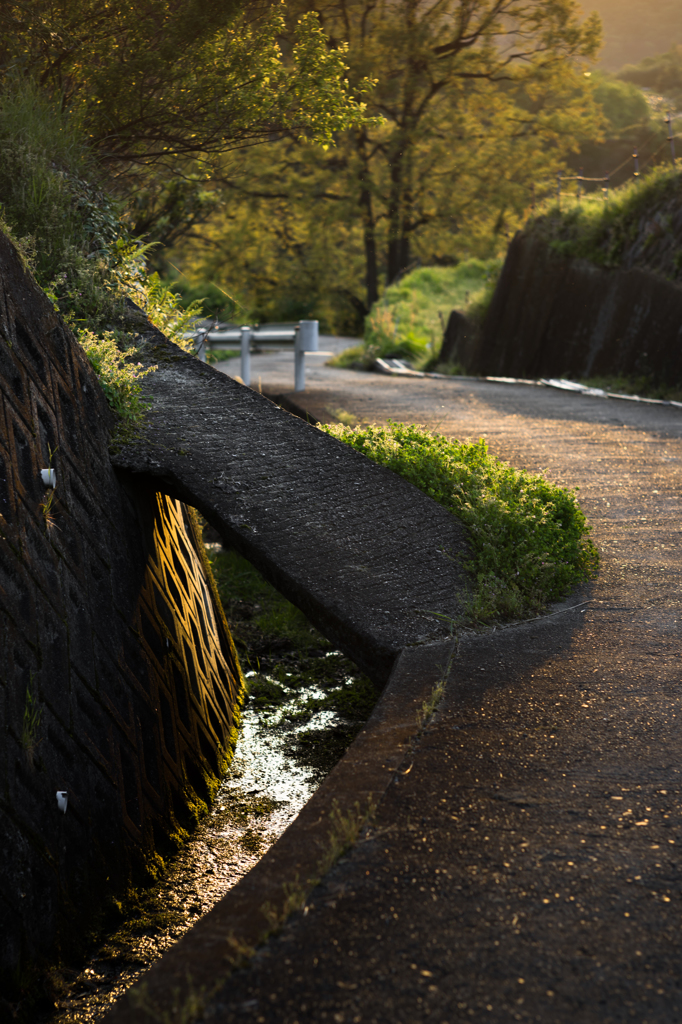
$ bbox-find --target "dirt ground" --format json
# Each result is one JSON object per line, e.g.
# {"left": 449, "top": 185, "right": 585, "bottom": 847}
{"left": 198, "top": 371, "right": 682, "bottom": 1024}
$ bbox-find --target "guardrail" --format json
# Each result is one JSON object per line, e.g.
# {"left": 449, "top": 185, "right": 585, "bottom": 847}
{"left": 187, "top": 320, "right": 319, "bottom": 391}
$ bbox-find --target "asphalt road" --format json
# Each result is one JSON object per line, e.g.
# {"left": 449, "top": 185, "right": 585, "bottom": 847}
{"left": 197, "top": 356, "right": 682, "bottom": 1024}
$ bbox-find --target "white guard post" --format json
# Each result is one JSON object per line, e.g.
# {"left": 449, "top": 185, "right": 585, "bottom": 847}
{"left": 195, "top": 327, "right": 208, "bottom": 363}
{"left": 240, "top": 326, "right": 252, "bottom": 386}
{"left": 294, "top": 320, "right": 319, "bottom": 392}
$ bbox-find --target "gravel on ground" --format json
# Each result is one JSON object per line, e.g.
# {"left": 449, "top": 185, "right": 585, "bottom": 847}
{"left": 199, "top": 360, "right": 682, "bottom": 1024}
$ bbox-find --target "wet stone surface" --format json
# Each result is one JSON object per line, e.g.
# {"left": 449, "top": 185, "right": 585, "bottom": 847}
{"left": 37, "top": 544, "right": 380, "bottom": 1024}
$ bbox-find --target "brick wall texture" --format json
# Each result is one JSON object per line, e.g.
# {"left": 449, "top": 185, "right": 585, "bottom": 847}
{"left": 0, "top": 231, "right": 243, "bottom": 990}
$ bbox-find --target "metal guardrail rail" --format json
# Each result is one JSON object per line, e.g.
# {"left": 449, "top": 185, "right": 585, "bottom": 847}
{"left": 185, "top": 320, "right": 319, "bottom": 391}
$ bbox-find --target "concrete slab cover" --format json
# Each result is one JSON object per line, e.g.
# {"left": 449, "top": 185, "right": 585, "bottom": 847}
{"left": 112, "top": 323, "right": 470, "bottom": 684}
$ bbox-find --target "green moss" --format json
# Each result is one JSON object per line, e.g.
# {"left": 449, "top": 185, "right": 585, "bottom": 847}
{"left": 207, "top": 547, "right": 320, "bottom": 652}
{"left": 292, "top": 723, "right": 363, "bottom": 775}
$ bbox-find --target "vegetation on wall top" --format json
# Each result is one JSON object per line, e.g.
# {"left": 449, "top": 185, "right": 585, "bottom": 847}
{"left": 321, "top": 421, "right": 598, "bottom": 622}
{"left": 526, "top": 165, "right": 682, "bottom": 277}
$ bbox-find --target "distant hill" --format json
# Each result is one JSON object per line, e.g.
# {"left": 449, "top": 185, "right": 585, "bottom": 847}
{"left": 583, "top": 0, "right": 682, "bottom": 70}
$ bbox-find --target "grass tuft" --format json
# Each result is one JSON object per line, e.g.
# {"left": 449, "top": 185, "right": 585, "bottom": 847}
{"left": 319, "top": 421, "right": 598, "bottom": 621}
{"left": 329, "top": 259, "right": 500, "bottom": 370}
{"left": 527, "top": 165, "right": 682, "bottom": 275}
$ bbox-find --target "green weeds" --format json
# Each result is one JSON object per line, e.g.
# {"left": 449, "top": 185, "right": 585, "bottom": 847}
{"left": 528, "top": 165, "right": 682, "bottom": 275}
{"left": 78, "top": 330, "right": 158, "bottom": 420}
{"left": 320, "top": 421, "right": 598, "bottom": 621}
{"left": 330, "top": 259, "right": 501, "bottom": 371}
{"left": 318, "top": 797, "right": 377, "bottom": 876}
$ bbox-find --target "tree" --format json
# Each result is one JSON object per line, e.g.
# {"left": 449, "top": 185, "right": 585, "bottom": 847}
{"left": 0, "top": 0, "right": 372, "bottom": 167}
{"left": 319, "top": 0, "right": 602, "bottom": 294}
{"left": 173, "top": 0, "right": 604, "bottom": 318}
{"left": 618, "top": 44, "right": 682, "bottom": 108}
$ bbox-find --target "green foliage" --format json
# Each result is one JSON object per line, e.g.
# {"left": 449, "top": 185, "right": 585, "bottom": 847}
{"left": 0, "top": 79, "right": 120, "bottom": 288}
{"left": 592, "top": 74, "right": 651, "bottom": 132}
{"left": 529, "top": 165, "right": 682, "bottom": 275}
{"left": 78, "top": 330, "right": 157, "bottom": 421}
{"left": 109, "top": 244, "right": 203, "bottom": 352}
{"left": 618, "top": 44, "right": 682, "bottom": 107}
{"left": 172, "top": 0, "right": 604, "bottom": 327}
{"left": 0, "top": 2, "right": 373, "bottom": 165}
{"left": 320, "top": 422, "right": 598, "bottom": 620}
{"left": 0, "top": 81, "right": 214, "bottom": 422}
{"left": 564, "top": 68, "right": 667, "bottom": 193}
{"left": 371, "top": 260, "right": 499, "bottom": 356}
{"left": 331, "top": 260, "right": 500, "bottom": 368}
{"left": 208, "top": 548, "right": 320, "bottom": 651}
{"left": 166, "top": 278, "right": 240, "bottom": 322}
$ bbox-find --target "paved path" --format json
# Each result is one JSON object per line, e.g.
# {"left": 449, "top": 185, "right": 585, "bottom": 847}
{"left": 199, "top": 363, "right": 682, "bottom": 1023}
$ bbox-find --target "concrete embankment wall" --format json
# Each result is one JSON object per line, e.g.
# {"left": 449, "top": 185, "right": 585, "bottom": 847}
{"left": 0, "top": 231, "right": 242, "bottom": 992}
{"left": 469, "top": 231, "right": 682, "bottom": 386}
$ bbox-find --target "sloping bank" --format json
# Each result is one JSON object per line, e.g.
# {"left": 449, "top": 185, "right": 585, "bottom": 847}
{"left": 464, "top": 169, "right": 682, "bottom": 388}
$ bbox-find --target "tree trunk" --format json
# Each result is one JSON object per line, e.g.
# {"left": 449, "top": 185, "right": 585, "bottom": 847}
{"left": 356, "top": 131, "right": 379, "bottom": 308}
{"left": 386, "top": 137, "right": 412, "bottom": 283}
{"left": 359, "top": 185, "right": 379, "bottom": 308}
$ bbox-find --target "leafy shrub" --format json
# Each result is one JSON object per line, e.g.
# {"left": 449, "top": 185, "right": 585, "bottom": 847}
{"left": 330, "top": 259, "right": 501, "bottom": 370}
{"left": 107, "top": 240, "right": 202, "bottom": 352}
{"left": 0, "top": 80, "right": 207, "bottom": 419}
{"left": 320, "top": 421, "right": 598, "bottom": 621}
{"left": 78, "top": 330, "right": 157, "bottom": 420}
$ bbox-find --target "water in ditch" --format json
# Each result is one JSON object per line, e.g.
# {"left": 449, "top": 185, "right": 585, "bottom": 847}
{"left": 36, "top": 544, "right": 380, "bottom": 1024}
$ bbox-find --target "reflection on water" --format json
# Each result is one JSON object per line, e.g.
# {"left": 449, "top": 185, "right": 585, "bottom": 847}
{"left": 42, "top": 660, "right": 375, "bottom": 1024}
{"left": 39, "top": 540, "right": 380, "bottom": 1023}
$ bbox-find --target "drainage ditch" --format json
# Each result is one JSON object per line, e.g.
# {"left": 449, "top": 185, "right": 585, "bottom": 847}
{"left": 35, "top": 533, "right": 380, "bottom": 1024}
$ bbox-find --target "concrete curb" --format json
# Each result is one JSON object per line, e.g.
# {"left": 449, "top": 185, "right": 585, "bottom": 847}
{"left": 368, "top": 361, "right": 682, "bottom": 410}
{"left": 103, "top": 639, "right": 457, "bottom": 1024}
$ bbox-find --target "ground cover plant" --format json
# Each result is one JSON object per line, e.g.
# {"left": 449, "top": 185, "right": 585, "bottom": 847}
{"left": 575, "top": 374, "right": 682, "bottom": 403}
{"left": 528, "top": 165, "right": 682, "bottom": 277}
{"left": 331, "top": 259, "right": 500, "bottom": 370}
{"left": 320, "top": 422, "right": 598, "bottom": 620}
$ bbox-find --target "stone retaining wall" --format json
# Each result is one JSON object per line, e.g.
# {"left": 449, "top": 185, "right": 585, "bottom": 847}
{"left": 470, "top": 231, "right": 682, "bottom": 386}
{"left": 0, "top": 231, "right": 243, "bottom": 996}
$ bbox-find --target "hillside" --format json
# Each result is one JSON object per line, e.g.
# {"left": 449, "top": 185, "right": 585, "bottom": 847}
{"left": 527, "top": 167, "right": 682, "bottom": 282}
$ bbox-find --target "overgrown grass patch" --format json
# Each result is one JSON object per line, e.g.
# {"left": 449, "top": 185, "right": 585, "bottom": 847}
{"left": 319, "top": 421, "right": 598, "bottom": 621}
{"left": 528, "top": 165, "right": 682, "bottom": 272}
{"left": 330, "top": 259, "right": 500, "bottom": 370}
